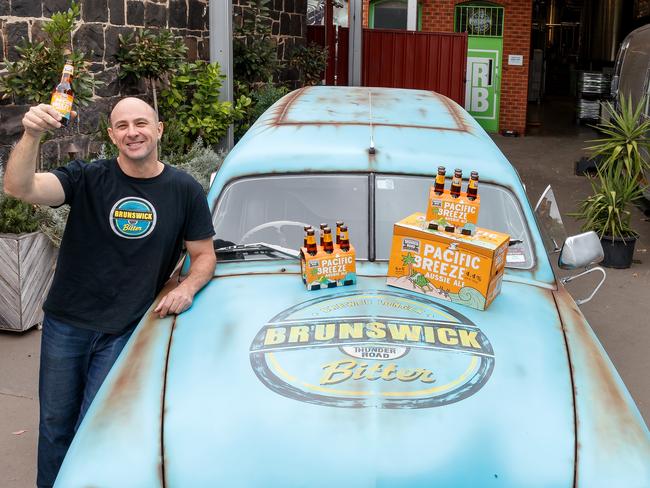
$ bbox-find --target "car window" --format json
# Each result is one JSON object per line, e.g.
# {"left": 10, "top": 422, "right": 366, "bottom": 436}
{"left": 213, "top": 174, "right": 370, "bottom": 258}
{"left": 213, "top": 174, "right": 533, "bottom": 268}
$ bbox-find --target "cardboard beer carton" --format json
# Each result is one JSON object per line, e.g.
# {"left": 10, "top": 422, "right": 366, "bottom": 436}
{"left": 426, "top": 188, "right": 481, "bottom": 235}
{"left": 387, "top": 212, "right": 509, "bottom": 310}
{"left": 300, "top": 245, "right": 357, "bottom": 291}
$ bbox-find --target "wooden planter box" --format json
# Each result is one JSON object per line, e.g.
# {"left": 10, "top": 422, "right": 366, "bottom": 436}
{"left": 0, "top": 232, "right": 57, "bottom": 332}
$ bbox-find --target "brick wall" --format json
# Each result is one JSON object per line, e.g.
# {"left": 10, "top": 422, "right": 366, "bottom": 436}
{"left": 360, "top": 0, "right": 532, "bottom": 134}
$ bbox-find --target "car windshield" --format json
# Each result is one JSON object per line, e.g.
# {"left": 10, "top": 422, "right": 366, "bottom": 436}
{"left": 213, "top": 173, "right": 533, "bottom": 268}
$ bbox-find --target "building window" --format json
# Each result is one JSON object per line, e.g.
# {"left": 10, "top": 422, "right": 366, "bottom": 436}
{"left": 455, "top": 2, "right": 504, "bottom": 37}
{"left": 369, "top": 0, "right": 422, "bottom": 30}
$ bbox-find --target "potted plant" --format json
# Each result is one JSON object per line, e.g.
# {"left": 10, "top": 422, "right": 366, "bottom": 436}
{"left": 0, "top": 191, "right": 58, "bottom": 332}
{"left": 574, "top": 95, "right": 649, "bottom": 268}
{"left": 574, "top": 170, "right": 643, "bottom": 268}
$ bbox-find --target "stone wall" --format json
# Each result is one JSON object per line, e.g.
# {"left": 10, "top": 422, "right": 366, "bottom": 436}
{"left": 233, "top": 0, "right": 307, "bottom": 85}
{"left": 0, "top": 0, "right": 307, "bottom": 168}
{"left": 0, "top": 0, "right": 210, "bottom": 168}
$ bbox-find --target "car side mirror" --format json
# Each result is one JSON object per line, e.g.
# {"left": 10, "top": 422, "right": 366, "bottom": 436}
{"left": 558, "top": 231, "right": 604, "bottom": 270}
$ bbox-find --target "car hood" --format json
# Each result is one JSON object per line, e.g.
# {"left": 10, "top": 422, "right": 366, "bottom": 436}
{"left": 161, "top": 274, "right": 575, "bottom": 487}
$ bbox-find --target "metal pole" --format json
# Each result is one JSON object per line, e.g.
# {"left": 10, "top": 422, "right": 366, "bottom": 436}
{"left": 348, "top": 0, "right": 362, "bottom": 86}
{"left": 209, "top": 0, "right": 234, "bottom": 150}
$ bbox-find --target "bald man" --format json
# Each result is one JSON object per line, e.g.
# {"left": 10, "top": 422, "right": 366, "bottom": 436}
{"left": 4, "top": 99, "right": 216, "bottom": 488}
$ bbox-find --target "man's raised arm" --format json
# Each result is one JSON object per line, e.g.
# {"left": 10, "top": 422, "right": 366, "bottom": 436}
{"left": 3, "top": 104, "right": 72, "bottom": 206}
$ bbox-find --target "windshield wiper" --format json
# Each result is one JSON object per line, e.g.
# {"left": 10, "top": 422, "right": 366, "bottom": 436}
{"left": 214, "top": 242, "right": 300, "bottom": 260}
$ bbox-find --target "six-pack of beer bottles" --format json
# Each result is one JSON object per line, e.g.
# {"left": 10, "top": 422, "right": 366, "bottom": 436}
{"left": 302, "top": 221, "right": 352, "bottom": 256}
{"left": 433, "top": 167, "right": 479, "bottom": 200}
{"left": 426, "top": 166, "right": 481, "bottom": 236}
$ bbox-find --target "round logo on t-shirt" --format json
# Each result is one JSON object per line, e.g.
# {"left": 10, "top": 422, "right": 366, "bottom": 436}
{"left": 109, "top": 197, "right": 157, "bottom": 239}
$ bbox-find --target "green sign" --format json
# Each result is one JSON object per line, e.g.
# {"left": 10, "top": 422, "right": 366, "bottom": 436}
{"left": 465, "top": 36, "right": 502, "bottom": 133}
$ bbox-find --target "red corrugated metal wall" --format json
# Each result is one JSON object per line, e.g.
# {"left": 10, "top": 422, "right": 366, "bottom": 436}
{"left": 306, "top": 25, "right": 349, "bottom": 86}
{"left": 307, "top": 26, "right": 467, "bottom": 105}
{"left": 362, "top": 29, "right": 467, "bottom": 106}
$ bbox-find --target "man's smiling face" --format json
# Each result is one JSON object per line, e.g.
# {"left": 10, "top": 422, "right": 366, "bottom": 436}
{"left": 107, "top": 98, "right": 163, "bottom": 164}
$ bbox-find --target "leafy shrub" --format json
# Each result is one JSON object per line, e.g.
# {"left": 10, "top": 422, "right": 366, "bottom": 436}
{"left": 233, "top": 0, "right": 277, "bottom": 88}
{"left": 0, "top": 1, "right": 98, "bottom": 105}
{"left": 115, "top": 29, "right": 188, "bottom": 112}
{"left": 159, "top": 61, "right": 251, "bottom": 152}
{"left": 0, "top": 197, "right": 39, "bottom": 234}
{"left": 235, "top": 83, "right": 289, "bottom": 140}
{"left": 163, "top": 137, "right": 226, "bottom": 193}
{"left": 290, "top": 43, "right": 328, "bottom": 86}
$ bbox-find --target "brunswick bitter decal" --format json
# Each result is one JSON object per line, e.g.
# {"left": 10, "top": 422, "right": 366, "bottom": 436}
{"left": 250, "top": 290, "right": 494, "bottom": 408}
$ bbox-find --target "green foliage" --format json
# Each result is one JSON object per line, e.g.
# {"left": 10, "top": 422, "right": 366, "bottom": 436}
{"left": 115, "top": 29, "right": 187, "bottom": 86}
{"left": 235, "top": 82, "right": 288, "bottom": 140}
{"left": 43, "top": 2, "right": 79, "bottom": 47}
{"left": 575, "top": 95, "right": 649, "bottom": 240}
{"left": 0, "top": 197, "right": 39, "bottom": 234}
{"left": 159, "top": 61, "right": 251, "bottom": 151}
{"left": 587, "top": 96, "right": 650, "bottom": 179}
{"left": 163, "top": 137, "right": 226, "bottom": 193}
{"left": 233, "top": 0, "right": 278, "bottom": 88}
{"left": 290, "top": 43, "right": 328, "bottom": 86}
{"left": 116, "top": 29, "right": 188, "bottom": 114}
{"left": 0, "top": 1, "right": 98, "bottom": 105}
{"left": 573, "top": 171, "right": 643, "bottom": 239}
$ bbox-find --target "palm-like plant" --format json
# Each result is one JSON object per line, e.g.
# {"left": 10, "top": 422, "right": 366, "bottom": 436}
{"left": 586, "top": 95, "right": 650, "bottom": 178}
{"left": 574, "top": 95, "right": 648, "bottom": 242}
{"left": 574, "top": 170, "right": 643, "bottom": 239}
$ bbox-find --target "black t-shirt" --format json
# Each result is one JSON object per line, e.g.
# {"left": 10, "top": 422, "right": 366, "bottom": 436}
{"left": 43, "top": 158, "right": 215, "bottom": 334}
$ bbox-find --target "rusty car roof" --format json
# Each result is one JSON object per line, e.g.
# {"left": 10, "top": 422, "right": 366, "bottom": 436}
{"left": 210, "top": 86, "right": 519, "bottom": 189}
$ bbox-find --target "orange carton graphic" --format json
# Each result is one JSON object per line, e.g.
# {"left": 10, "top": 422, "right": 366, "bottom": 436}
{"left": 426, "top": 188, "right": 481, "bottom": 234}
{"left": 300, "top": 245, "right": 357, "bottom": 291}
{"left": 387, "top": 212, "right": 509, "bottom": 310}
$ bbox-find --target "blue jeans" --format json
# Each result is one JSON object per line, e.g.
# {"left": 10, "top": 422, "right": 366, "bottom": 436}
{"left": 37, "top": 314, "right": 135, "bottom": 488}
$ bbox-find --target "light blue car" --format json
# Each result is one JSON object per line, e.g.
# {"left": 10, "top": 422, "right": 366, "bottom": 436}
{"left": 55, "top": 87, "right": 650, "bottom": 487}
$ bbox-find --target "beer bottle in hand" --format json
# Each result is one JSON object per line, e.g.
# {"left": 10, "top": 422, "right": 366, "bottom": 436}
{"left": 51, "top": 58, "right": 74, "bottom": 126}
{"left": 450, "top": 168, "right": 462, "bottom": 198}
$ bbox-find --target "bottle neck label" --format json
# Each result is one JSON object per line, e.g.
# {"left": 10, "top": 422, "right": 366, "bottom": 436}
{"left": 469, "top": 180, "right": 478, "bottom": 190}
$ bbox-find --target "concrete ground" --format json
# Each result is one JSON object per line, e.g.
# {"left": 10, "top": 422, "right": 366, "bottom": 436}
{"left": 0, "top": 98, "right": 648, "bottom": 487}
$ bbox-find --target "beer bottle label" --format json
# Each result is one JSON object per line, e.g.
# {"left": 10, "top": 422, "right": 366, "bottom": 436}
{"left": 51, "top": 92, "right": 73, "bottom": 119}
{"left": 435, "top": 174, "right": 445, "bottom": 185}
{"left": 469, "top": 179, "right": 478, "bottom": 190}
{"left": 63, "top": 64, "right": 74, "bottom": 76}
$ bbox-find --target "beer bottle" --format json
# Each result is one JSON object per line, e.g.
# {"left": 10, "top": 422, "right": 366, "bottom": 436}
{"left": 303, "top": 225, "right": 313, "bottom": 248}
{"left": 323, "top": 227, "right": 334, "bottom": 254}
{"left": 450, "top": 168, "right": 462, "bottom": 198}
{"left": 319, "top": 223, "right": 328, "bottom": 247}
{"left": 339, "top": 225, "right": 350, "bottom": 252}
{"left": 434, "top": 166, "right": 446, "bottom": 195}
{"left": 51, "top": 57, "right": 74, "bottom": 126}
{"left": 306, "top": 229, "right": 318, "bottom": 256}
{"left": 467, "top": 171, "right": 479, "bottom": 201}
{"left": 335, "top": 220, "right": 344, "bottom": 245}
